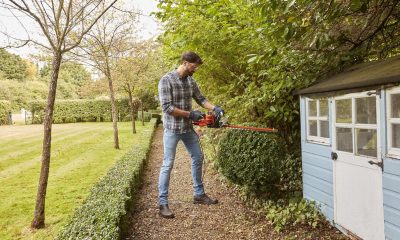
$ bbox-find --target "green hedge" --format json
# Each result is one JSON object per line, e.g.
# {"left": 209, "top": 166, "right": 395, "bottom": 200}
{"left": 216, "top": 126, "right": 287, "bottom": 194}
{"left": 136, "top": 111, "right": 152, "bottom": 122}
{"left": 57, "top": 118, "right": 157, "bottom": 240}
{"left": 0, "top": 100, "right": 11, "bottom": 125}
{"left": 29, "top": 99, "right": 140, "bottom": 124}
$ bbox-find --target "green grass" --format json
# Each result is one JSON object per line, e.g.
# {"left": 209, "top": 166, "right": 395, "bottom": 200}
{"left": 0, "top": 122, "right": 154, "bottom": 240}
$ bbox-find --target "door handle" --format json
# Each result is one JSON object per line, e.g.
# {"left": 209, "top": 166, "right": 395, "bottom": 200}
{"left": 368, "top": 160, "right": 383, "bottom": 169}
{"left": 331, "top": 152, "right": 338, "bottom": 161}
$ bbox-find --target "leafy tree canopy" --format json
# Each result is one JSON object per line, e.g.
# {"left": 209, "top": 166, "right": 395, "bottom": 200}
{"left": 156, "top": 0, "right": 400, "bottom": 146}
{"left": 0, "top": 49, "right": 28, "bottom": 81}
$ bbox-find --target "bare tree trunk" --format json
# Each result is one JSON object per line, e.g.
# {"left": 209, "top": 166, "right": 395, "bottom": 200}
{"left": 141, "top": 100, "right": 144, "bottom": 126}
{"left": 106, "top": 71, "right": 119, "bottom": 149}
{"left": 31, "top": 52, "right": 62, "bottom": 229}
{"left": 128, "top": 90, "right": 136, "bottom": 134}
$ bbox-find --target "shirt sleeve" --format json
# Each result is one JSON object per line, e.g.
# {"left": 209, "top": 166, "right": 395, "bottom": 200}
{"left": 191, "top": 79, "right": 207, "bottom": 106}
{"left": 158, "top": 75, "right": 174, "bottom": 114}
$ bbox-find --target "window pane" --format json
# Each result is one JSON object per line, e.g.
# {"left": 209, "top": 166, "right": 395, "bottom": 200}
{"left": 336, "top": 99, "right": 352, "bottom": 123}
{"left": 308, "top": 100, "right": 317, "bottom": 116}
{"left": 309, "top": 120, "right": 317, "bottom": 136}
{"left": 320, "top": 99, "right": 328, "bottom": 117}
{"left": 356, "top": 97, "right": 376, "bottom": 124}
{"left": 393, "top": 124, "right": 400, "bottom": 148}
{"left": 392, "top": 94, "right": 400, "bottom": 118}
{"left": 356, "top": 129, "right": 377, "bottom": 157}
{"left": 320, "top": 120, "right": 329, "bottom": 138}
{"left": 337, "top": 127, "right": 353, "bottom": 153}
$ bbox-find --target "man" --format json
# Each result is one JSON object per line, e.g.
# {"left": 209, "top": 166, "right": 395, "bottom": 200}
{"left": 158, "top": 51, "right": 224, "bottom": 219}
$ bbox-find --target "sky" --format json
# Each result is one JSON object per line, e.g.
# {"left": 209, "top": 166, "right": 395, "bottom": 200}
{"left": 0, "top": 0, "right": 162, "bottom": 58}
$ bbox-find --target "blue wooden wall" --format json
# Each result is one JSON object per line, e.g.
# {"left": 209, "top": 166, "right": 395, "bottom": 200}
{"left": 380, "top": 91, "right": 400, "bottom": 240}
{"left": 300, "top": 97, "right": 334, "bottom": 221}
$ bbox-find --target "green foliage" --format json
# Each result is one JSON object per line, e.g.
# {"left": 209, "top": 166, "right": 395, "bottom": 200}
{"left": 0, "top": 61, "right": 91, "bottom": 111}
{"left": 39, "top": 62, "right": 92, "bottom": 99}
{"left": 157, "top": 0, "right": 400, "bottom": 148}
{"left": 216, "top": 127, "right": 287, "bottom": 194}
{"left": 57, "top": 119, "right": 157, "bottom": 240}
{"left": 0, "top": 80, "right": 48, "bottom": 111}
{"left": 0, "top": 49, "right": 28, "bottom": 81}
{"left": 137, "top": 89, "right": 158, "bottom": 111}
{"left": 0, "top": 100, "right": 11, "bottom": 125}
{"left": 29, "top": 99, "right": 140, "bottom": 124}
{"left": 264, "top": 198, "right": 322, "bottom": 232}
{"left": 136, "top": 111, "right": 152, "bottom": 122}
{"left": 280, "top": 153, "right": 303, "bottom": 192}
{"left": 203, "top": 127, "right": 308, "bottom": 231}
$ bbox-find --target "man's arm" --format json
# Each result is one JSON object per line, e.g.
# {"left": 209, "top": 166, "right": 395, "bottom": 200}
{"left": 169, "top": 107, "right": 190, "bottom": 118}
{"left": 202, "top": 101, "right": 215, "bottom": 112}
{"left": 169, "top": 101, "right": 215, "bottom": 118}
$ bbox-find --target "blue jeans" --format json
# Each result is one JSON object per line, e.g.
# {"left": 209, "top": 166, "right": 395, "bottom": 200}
{"left": 158, "top": 128, "right": 205, "bottom": 205}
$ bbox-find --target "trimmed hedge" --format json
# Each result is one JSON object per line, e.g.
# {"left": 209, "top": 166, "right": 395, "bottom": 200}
{"left": 136, "top": 111, "right": 152, "bottom": 122}
{"left": 216, "top": 126, "right": 287, "bottom": 194}
{"left": 29, "top": 99, "right": 140, "bottom": 124}
{"left": 57, "top": 118, "right": 157, "bottom": 240}
{"left": 0, "top": 100, "right": 11, "bottom": 125}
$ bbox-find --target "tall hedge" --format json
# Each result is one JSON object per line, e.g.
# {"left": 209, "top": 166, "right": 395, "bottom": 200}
{"left": 216, "top": 127, "right": 287, "bottom": 194}
{"left": 0, "top": 100, "right": 11, "bottom": 125}
{"left": 29, "top": 99, "right": 140, "bottom": 124}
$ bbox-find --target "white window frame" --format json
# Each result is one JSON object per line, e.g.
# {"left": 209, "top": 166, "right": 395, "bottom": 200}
{"left": 306, "top": 98, "right": 330, "bottom": 144}
{"left": 387, "top": 86, "right": 400, "bottom": 158}
{"left": 333, "top": 92, "right": 380, "bottom": 159}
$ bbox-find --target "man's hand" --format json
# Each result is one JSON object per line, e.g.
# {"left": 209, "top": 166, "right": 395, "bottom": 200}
{"left": 189, "top": 110, "right": 205, "bottom": 121}
{"left": 213, "top": 106, "right": 224, "bottom": 115}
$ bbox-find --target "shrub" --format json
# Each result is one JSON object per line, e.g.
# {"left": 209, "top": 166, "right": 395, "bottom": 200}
{"left": 216, "top": 125, "right": 287, "bottom": 194}
{"left": 57, "top": 119, "right": 157, "bottom": 240}
{"left": 136, "top": 111, "right": 152, "bottom": 122}
{"left": 29, "top": 99, "right": 139, "bottom": 124}
{"left": 264, "top": 198, "right": 322, "bottom": 232}
{"left": 0, "top": 100, "right": 11, "bottom": 125}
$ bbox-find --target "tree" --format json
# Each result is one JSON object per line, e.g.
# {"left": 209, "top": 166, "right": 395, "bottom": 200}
{"left": 75, "top": 2, "right": 138, "bottom": 148}
{"left": 0, "top": 0, "right": 118, "bottom": 229}
{"left": 40, "top": 61, "right": 92, "bottom": 98}
{"left": 0, "top": 48, "right": 27, "bottom": 80}
{"left": 115, "top": 40, "right": 163, "bottom": 131}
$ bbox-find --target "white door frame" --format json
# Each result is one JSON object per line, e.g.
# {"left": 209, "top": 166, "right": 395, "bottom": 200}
{"left": 332, "top": 91, "right": 384, "bottom": 240}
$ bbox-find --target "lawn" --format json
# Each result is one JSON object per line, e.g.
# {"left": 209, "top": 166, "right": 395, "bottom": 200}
{"left": 0, "top": 122, "right": 154, "bottom": 240}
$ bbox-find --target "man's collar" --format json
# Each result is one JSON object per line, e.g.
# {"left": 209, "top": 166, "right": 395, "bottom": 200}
{"left": 173, "top": 69, "right": 188, "bottom": 80}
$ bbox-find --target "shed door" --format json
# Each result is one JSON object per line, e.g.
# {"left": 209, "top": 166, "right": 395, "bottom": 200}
{"left": 332, "top": 92, "right": 384, "bottom": 240}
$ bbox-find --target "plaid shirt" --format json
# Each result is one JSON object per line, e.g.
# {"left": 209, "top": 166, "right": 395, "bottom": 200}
{"left": 158, "top": 70, "right": 207, "bottom": 133}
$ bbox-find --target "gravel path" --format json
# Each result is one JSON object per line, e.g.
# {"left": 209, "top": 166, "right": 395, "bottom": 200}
{"left": 126, "top": 126, "right": 347, "bottom": 240}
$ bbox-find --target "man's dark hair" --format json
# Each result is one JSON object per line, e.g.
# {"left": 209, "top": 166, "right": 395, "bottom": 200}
{"left": 181, "top": 51, "right": 203, "bottom": 64}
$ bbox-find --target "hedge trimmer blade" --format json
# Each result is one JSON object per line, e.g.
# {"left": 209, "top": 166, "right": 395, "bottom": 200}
{"left": 193, "top": 112, "right": 277, "bottom": 132}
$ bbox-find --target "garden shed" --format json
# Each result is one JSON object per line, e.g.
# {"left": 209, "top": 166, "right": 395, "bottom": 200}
{"left": 297, "top": 55, "right": 400, "bottom": 240}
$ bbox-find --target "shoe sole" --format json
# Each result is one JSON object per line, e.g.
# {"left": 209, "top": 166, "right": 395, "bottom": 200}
{"left": 193, "top": 200, "right": 219, "bottom": 205}
{"left": 159, "top": 212, "right": 175, "bottom": 219}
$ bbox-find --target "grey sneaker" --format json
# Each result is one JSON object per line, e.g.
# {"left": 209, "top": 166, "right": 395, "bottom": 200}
{"left": 193, "top": 194, "right": 218, "bottom": 205}
{"left": 159, "top": 204, "right": 175, "bottom": 218}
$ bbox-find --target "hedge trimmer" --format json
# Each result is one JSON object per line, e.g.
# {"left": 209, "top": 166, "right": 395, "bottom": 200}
{"left": 192, "top": 111, "right": 277, "bottom": 133}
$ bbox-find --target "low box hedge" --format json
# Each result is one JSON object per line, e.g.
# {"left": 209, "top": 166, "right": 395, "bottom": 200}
{"left": 57, "top": 118, "right": 157, "bottom": 240}
{"left": 0, "top": 100, "right": 11, "bottom": 125}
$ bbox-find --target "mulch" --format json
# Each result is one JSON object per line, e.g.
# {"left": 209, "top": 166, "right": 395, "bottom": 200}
{"left": 125, "top": 126, "right": 347, "bottom": 240}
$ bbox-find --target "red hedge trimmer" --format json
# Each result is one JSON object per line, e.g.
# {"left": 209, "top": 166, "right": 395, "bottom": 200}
{"left": 192, "top": 111, "right": 277, "bottom": 133}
